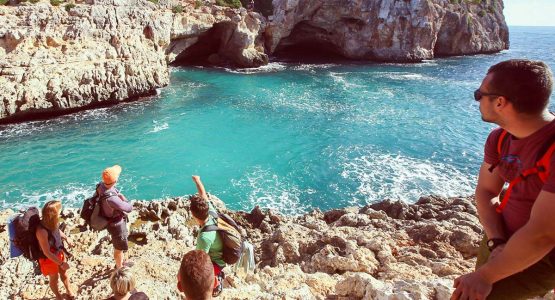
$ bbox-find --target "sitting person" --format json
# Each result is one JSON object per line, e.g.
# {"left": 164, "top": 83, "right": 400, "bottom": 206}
{"left": 105, "top": 267, "right": 149, "bottom": 300}
{"left": 177, "top": 250, "right": 214, "bottom": 300}
{"left": 189, "top": 175, "right": 226, "bottom": 296}
{"left": 35, "top": 200, "right": 74, "bottom": 300}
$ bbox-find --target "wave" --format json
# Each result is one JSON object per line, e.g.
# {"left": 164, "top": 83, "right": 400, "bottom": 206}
{"left": 224, "top": 62, "right": 287, "bottom": 74}
{"left": 148, "top": 120, "right": 169, "bottom": 133}
{"left": 338, "top": 147, "right": 475, "bottom": 205}
{"left": 328, "top": 72, "right": 364, "bottom": 89}
{"left": 374, "top": 72, "right": 435, "bottom": 81}
{"left": 230, "top": 167, "right": 311, "bottom": 215}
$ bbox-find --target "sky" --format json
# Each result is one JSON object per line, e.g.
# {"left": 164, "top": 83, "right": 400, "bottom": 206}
{"left": 504, "top": 0, "right": 555, "bottom": 26}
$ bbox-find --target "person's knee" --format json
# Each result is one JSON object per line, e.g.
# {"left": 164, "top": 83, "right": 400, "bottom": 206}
{"left": 59, "top": 270, "right": 68, "bottom": 281}
{"left": 49, "top": 273, "right": 59, "bottom": 283}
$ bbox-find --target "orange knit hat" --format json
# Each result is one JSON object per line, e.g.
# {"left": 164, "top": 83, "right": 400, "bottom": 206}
{"left": 102, "top": 165, "right": 122, "bottom": 186}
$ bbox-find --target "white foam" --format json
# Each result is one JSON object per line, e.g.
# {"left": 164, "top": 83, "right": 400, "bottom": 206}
{"left": 375, "top": 72, "right": 432, "bottom": 81}
{"left": 291, "top": 63, "right": 338, "bottom": 71}
{"left": 231, "top": 167, "right": 310, "bottom": 215}
{"left": 329, "top": 72, "right": 364, "bottom": 89}
{"left": 148, "top": 120, "right": 169, "bottom": 133}
{"left": 339, "top": 147, "right": 475, "bottom": 205}
{"left": 224, "top": 62, "right": 287, "bottom": 74}
{"left": 12, "top": 184, "right": 94, "bottom": 210}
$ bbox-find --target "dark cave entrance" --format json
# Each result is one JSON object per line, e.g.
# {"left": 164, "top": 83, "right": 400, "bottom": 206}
{"left": 171, "top": 22, "right": 235, "bottom": 67}
{"left": 272, "top": 21, "right": 347, "bottom": 63}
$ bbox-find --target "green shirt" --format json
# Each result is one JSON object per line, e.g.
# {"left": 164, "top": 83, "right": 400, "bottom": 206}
{"left": 196, "top": 201, "right": 225, "bottom": 267}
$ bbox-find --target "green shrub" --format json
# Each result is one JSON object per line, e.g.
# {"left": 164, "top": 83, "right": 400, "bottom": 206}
{"left": 449, "top": 0, "right": 460, "bottom": 4}
{"left": 466, "top": 0, "right": 481, "bottom": 4}
{"left": 50, "top": 0, "right": 63, "bottom": 6}
{"left": 29, "top": 0, "right": 40, "bottom": 3}
{"left": 147, "top": 0, "right": 158, "bottom": 4}
{"left": 172, "top": 4, "right": 183, "bottom": 13}
{"left": 194, "top": 0, "right": 202, "bottom": 8}
{"left": 0, "top": 0, "right": 9, "bottom": 5}
{"left": 477, "top": 10, "right": 486, "bottom": 17}
{"left": 487, "top": 5, "right": 494, "bottom": 13}
{"left": 215, "top": 0, "right": 241, "bottom": 9}
{"left": 65, "top": 3, "right": 74, "bottom": 11}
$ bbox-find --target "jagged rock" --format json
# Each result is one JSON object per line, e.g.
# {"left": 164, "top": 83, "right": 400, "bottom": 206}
{"left": 0, "top": 1, "right": 267, "bottom": 123}
{"left": 266, "top": 0, "right": 508, "bottom": 62}
{"left": 247, "top": 205, "right": 266, "bottom": 228}
{"left": 3, "top": 195, "right": 540, "bottom": 299}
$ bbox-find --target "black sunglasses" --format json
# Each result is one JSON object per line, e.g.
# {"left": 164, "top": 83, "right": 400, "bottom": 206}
{"left": 474, "top": 89, "right": 503, "bottom": 101}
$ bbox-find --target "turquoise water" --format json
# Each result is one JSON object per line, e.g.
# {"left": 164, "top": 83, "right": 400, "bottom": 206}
{"left": 1, "top": 26, "right": 554, "bottom": 214}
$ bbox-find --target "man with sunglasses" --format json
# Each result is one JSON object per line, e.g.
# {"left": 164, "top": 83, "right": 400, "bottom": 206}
{"left": 451, "top": 59, "right": 555, "bottom": 300}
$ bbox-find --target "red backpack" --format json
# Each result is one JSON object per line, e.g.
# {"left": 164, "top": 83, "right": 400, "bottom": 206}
{"left": 490, "top": 129, "right": 555, "bottom": 213}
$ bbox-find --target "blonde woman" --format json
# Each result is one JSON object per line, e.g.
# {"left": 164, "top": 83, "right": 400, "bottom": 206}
{"left": 35, "top": 200, "right": 74, "bottom": 300}
{"left": 105, "top": 267, "right": 149, "bottom": 300}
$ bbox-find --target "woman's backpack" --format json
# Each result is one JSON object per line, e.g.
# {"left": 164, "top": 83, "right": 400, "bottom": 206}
{"left": 201, "top": 211, "right": 244, "bottom": 264}
{"left": 8, "top": 207, "right": 46, "bottom": 260}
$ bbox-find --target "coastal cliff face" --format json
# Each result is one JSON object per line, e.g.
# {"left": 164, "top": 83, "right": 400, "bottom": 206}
{"left": 266, "top": 0, "right": 509, "bottom": 61}
{"left": 0, "top": 0, "right": 509, "bottom": 124}
{"left": 0, "top": 0, "right": 267, "bottom": 123}
{"left": 0, "top": 195, "right": 520, "bottom": 299}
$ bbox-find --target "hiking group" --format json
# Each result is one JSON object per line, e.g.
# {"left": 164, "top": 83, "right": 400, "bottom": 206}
{"left": 7, "top": 58, "right": 555, "bottom": 300}
{"left": 9, "top": 170, "right": 245, "bottom": 300}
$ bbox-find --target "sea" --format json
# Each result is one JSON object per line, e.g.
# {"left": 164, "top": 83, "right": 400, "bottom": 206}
{"left": 1, "top": 26, "right": 554, "bottom": 214}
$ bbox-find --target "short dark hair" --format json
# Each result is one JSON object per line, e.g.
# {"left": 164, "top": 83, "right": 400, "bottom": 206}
{"left": 189, "top": 195, "right": 209, "bottom": 220}
{"left": 487, "top": 59, "right": 553, "bottom": 115}
{"left": 179, "top": 250, "right": 213, "bottom": 299}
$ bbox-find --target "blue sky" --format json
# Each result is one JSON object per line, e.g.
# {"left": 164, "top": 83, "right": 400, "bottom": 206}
{"left": 504, "top": 0, "right": 555, "bottom": 26}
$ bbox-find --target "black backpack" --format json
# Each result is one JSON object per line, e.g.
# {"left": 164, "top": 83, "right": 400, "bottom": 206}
{"left": 80, "top": 185, "right": 116, "bottom": 230}
{"left": 11, "top": 207, "right": 46, "bottom": 261}
{"left": 201, "top": 211, "right": 244, "bottom": 265}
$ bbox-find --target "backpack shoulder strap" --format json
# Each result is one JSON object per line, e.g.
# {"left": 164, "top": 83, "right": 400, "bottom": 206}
{"left": 208, "top": 211, "right": 218, "bottom": 219}
{"left": 489, "top": 129, "right": 509, "bottom": 173}
{"left": 497, "top": 129, "right": 509, "bottom": 155}
{"left": 201, "top": 224, "right": 219, "bottom": 233}
{"left": 536, "top": 141, "right": 555, "bottom": 182}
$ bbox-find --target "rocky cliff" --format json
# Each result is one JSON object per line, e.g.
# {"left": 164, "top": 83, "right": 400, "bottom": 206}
{"left": 0, "top": 0, "right": 268, "bottom": 123}
{"left": 3, "top": 195, "right": 548, "bottom": 299}
{"left": 0, "top": 0, "right": 509, "bottom": 124}
{"left": 266, "top": 0, "right": 509, "bottom": 61}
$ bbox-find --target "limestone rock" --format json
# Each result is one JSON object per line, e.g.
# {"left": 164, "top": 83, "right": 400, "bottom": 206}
{"left": 266, "top": 0, "right": 508, "bottom": 62}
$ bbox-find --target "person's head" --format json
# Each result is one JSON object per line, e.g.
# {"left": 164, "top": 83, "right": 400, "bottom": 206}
{"left": 189, "top": 195, "right": 209, "bottom": 225}
{"left": 476, "top": 59, "right": 553, "bottom": 122}
{"left": 177, "top": 250, "right": 214, "bottom": 300}
{"left": 110, "top": 267, "right": 136, "bottom": 298}
{"left": 102, "top": 165, "right": 122, "bottom": 188}
{"left": 41, "top": 200, "right": 62, "bottom": 231}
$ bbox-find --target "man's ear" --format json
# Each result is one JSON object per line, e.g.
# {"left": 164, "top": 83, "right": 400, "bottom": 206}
{"left": 496, "top": 96, "right": 509, "bottom": 109}
{"left": 177, "top": 279, "right": 184, "bottom": 292}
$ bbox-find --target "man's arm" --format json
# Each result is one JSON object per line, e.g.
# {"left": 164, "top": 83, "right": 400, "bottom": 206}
{"left": 475, "top": 162, "right": 506, "bottom": 240}
{"left": 192, "top": 175, "right": 208, "bottom": 200}
{"left": 478, "top": 190, "right": 555, "bottom": 283}
{"left": 451, "top": 190, "right": 555, "bottom": 300}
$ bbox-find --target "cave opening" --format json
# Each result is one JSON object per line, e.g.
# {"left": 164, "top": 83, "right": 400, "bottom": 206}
{"left": 272, "top": 22, "right": 348, "bottom": 63}
{"left": 171, "top": 22, "right": 234, "bottom": 67}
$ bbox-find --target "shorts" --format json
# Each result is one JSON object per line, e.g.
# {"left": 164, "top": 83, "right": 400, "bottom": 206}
{"left": 38, "top": 250, "right": 64, "bottom": 276}
{"left": 213, "top": 262, "right": 223, "bottom": 288}
{"left": 107, "top": 220, "right": 129, "bottom": 251}
{"left": 476, "top": 235, "right": 555, "bottom": 300}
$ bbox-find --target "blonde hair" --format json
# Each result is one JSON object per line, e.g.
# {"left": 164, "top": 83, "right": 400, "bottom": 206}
{"left": 110, "top": 267, "right": 136, "bottom": 297}
{"left": 41, "top": 200, "right": 62, "bottom": 231}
